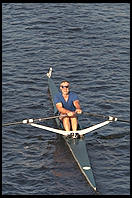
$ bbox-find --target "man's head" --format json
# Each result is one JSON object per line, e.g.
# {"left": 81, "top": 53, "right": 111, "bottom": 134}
{"left": 60, "top": 80, "right": 70, "bottom": 95}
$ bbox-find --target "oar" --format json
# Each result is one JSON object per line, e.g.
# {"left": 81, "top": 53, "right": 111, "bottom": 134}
{"left": 2, "top": 112, "right": 130, "bottom": 127}
{"left": 83, "top": 112, "right": 130, "bottom": 123}
{"left": 2, "top": 115, "right": 66, "bottom": 127}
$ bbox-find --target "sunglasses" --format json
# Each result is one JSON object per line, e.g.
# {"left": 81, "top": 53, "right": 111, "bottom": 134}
{"left": 61, "top": 85, "right": 69, "bottom": 88}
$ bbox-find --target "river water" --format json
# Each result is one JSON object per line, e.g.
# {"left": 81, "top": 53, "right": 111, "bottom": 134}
{"left": 2, "top": 3, "right": 130, "bottom": 195}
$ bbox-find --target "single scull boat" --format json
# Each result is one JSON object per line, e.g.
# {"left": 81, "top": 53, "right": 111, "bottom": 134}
{"left": 47, "top": 68, "right": 96, "bottom": 191}
{"left": 29, "top": 68, "right": 117, "bottom": 191}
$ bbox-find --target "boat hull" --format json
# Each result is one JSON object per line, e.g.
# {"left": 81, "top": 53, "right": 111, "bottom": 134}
{"left": 47, "top": 76, "right": 96, "bottom": 191}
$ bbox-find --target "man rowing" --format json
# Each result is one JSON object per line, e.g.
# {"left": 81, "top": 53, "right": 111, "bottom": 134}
{"left": 54, "top": 80, "right": 82, "bottom": 132}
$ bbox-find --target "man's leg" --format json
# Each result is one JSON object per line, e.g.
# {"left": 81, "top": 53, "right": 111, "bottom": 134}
{"left": 62, "top": 117, "right": 71, "bottom": 131}
{"left": 70, "top": 116, "right": 78, "bottom": 131}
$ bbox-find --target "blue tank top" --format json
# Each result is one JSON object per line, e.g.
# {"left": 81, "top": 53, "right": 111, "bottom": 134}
{"left": 54, "top": 91, "right": 79, "bottom": 111}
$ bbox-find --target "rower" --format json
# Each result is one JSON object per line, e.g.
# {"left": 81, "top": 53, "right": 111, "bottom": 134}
{"left": 54, "top": 80, "right": 82, "bottom": 133}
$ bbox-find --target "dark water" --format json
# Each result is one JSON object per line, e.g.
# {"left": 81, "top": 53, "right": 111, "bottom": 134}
{"left": 2, "top": 3, "right": 130, "bottom": 195}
